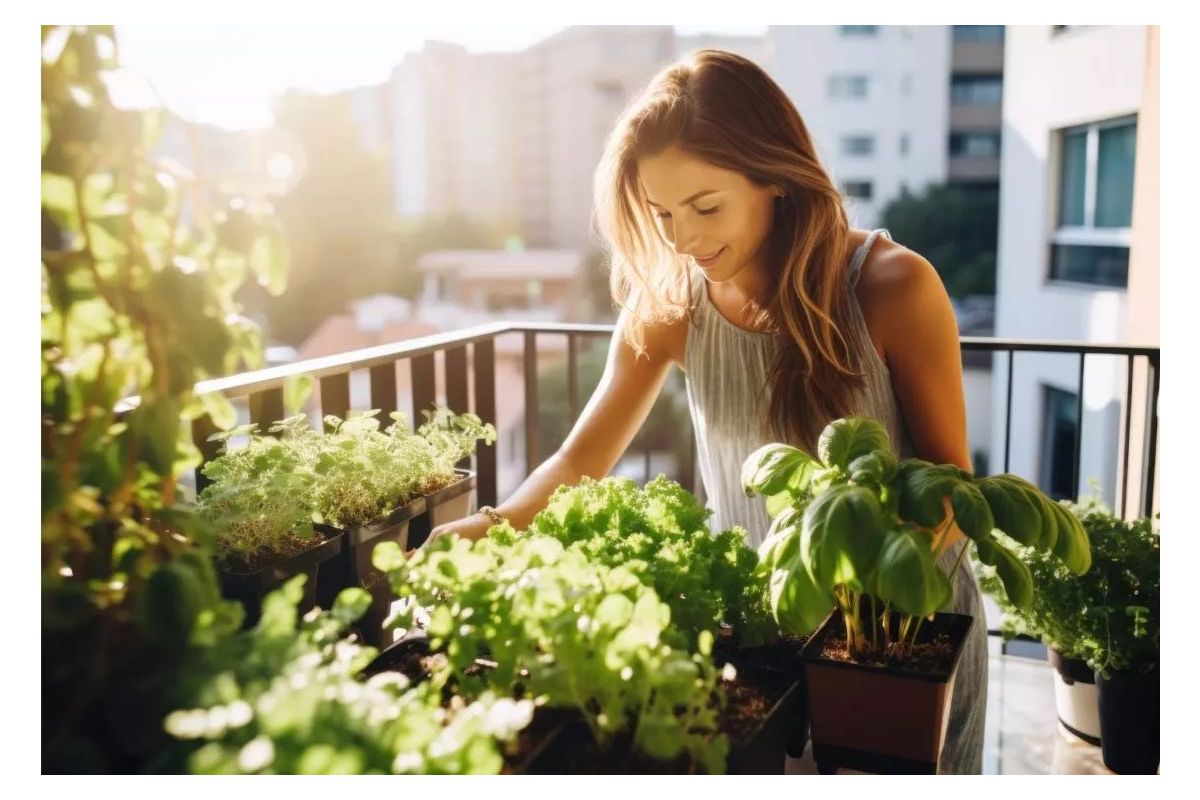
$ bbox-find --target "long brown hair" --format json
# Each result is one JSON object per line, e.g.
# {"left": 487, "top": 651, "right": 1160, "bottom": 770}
{"left": 592, "top": 48, "right": 865, "bottom": 454}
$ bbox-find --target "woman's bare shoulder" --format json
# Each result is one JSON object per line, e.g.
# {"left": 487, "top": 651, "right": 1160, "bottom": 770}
{"left": 615, "top": 305, "right": 690, "bottom": 368}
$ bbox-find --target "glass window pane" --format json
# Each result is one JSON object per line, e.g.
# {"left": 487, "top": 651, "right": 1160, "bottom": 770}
{"left": 1095, "top": 121, "right": 1137, "bottom": 228}
{"left": 843, "top": 181, "right": 873, "bottom": 200}
{"left": 1049, "top": 243, "right": 1129, "bottom": 287}
{"left": 1058, "top": 130, "right": 1087, "bottom": 226}
{"left": 953, "top": 25, "right": 1005, "bottom": 43}
{"left": 951, "top": 76, "right": 1003, "bottom": 105}
{"left": 840, "top": 25, "right": 879, "bottom": 36}
{"left": 1040, "top": 385, "right": 1079, "bottom": 501}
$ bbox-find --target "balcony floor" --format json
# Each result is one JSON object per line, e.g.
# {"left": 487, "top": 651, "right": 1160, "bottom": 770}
{"left": 785, "top": 641, "right": 1111, "bottom": 775}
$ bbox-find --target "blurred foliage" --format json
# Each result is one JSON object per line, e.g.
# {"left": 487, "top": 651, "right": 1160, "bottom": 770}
{"left": 41, "top": 24, "right": 280, "bottom": 771}
{"left": 879, "top": 183, "right": 998, "bottom": 299}
{"left": 249, "top": 90, "right": 509, "bottom": 345}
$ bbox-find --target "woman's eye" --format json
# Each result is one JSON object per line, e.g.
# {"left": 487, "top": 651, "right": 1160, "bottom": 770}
{"left": 697, "top": 206, "right": 720, "bottom": 216}
{"left": 656, "top": 211, "right": 672, "bottom": 221}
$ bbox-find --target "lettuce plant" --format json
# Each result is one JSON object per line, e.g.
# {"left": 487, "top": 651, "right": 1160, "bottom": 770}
{"left": 743, "top": 416, "right": 1092, "bottom": 662}
{"left": 528, "top": 476, "right": 775, "bottom": 647}
{"left": 375, "top": 528, "right": 729, "bottom": 774}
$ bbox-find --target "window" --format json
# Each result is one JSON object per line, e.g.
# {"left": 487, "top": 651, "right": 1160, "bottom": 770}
{"left": 840, "top": 134, "right": 875, "bottom": 157}
{"left": 949, "top": 131, "right": 1002, "bottom": 158}
{"left": 953, "top": 25, "right": 1005, "bottom": 43}
{"left": 1049, "top": 244, "right": 1129, "bottom": 287}
{"left": 1051, "top": 116, "right": 1137, "bottom": 287}
{"left": 828, "top": 74, "right": 869, "bottom": 100}
{"left": 1040, "top": 385, "right": 1079, "bottom": 501}
{"left": 951, "top": 75, "right": 1003, "bottom": 105}
{"left": 840, "top": 25, "right": 879, "bottom": 36}
{"left": 842, "top": 181, "right": 873, "bottom": 201}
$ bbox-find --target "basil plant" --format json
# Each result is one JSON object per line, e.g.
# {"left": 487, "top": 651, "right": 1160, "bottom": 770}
{"left": 742, "top": 417, "right": 1091, "bottom": 661}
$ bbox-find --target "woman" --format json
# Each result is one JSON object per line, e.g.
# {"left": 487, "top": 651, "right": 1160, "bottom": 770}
{"left": 427, "top": 49, "right": 987, "bottom": 774}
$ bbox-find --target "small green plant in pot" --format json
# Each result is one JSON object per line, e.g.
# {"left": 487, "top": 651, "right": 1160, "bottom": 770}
{"left": 197, "top": 406, "right": 495, "bottom": 636}
{"left": 742, "top": 416, "right": 1091, "bottom": 774}
{"left": 978, "top": 496, "right": 1159, "bottom": 772}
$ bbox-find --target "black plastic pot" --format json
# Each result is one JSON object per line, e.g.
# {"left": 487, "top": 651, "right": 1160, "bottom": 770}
{"left": 315, "top": 470, "right": 477, "bottom": 646}
{"left": 406, "top": 469, "right": 477, "bottom": 550}
{"left": 714, "top": 636, "right": 810, "bottom": 760}
{"left": 218, "top": 530, "right": 344, "bottom": 627}
{"left": 1048, "top": 648, "right": 1101, "bottom": 745}
{"left": 802, "top": 607, "right": 975, "bottom": 775}
{"left": 1097, "top": 665, "right": 1159, "bottom": 774}
{"left": 314, "top": 496, "right": 425, "bottom": 647}
{"left": 515, "top": 655, "right": 803, "bottom": 774}
{"left": 725, "top": 665, "right": 806, "bottom": 774}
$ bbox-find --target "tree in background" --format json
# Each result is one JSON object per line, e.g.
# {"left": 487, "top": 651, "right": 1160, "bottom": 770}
{"left": 245, "top": 89, "right": 513, "bottom": 346}
{"left": 878, "top": 183, "right": 999, "bottom": 299}
{"left": 248, "top": 90, "right": 396, "bottom": 345}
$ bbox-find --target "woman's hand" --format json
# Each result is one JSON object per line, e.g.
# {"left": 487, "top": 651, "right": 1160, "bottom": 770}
{"left": 409, "top": 512, "right": 496, "bottom": 556}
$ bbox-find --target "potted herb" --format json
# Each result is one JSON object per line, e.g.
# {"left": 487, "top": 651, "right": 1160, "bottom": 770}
{"left": 196, "top": 419, "right": 344, "bottom": 626}
{"left": 306, "top": 407, "right": 494, "bottom": 644}
{"left": 742, "top": 416, "right": 1092, "bottom": 774}
{"left": 526, "top": 475, "right": 807, "bottom": 767}
{"left": 159, "top": 575, "right": 533, "bottom": 774}
{"left": 198, "top": 407, "right": 494, "bottom": 639}
{"left": 979, "top": 496, "right": 1159, "bottom": 773}
{"left": 376, "top": 528, "right": 733, "bottom": 773}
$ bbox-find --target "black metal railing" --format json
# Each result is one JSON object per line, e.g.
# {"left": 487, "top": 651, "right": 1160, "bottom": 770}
{"left": 186, "top": 325, "right": 1159, "bottom": 523}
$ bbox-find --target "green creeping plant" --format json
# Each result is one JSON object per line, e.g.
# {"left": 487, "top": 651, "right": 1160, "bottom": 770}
{"left": 743, "top": 416, "right": 1091, "bottom": 662}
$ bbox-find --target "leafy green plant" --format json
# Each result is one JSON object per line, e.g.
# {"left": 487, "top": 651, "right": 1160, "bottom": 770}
{"left": 527, "top": 476, "right": 775, "bottom": 647}
{"left": 976, "top": 495, "right": 1159, "bottom": 677}
{"left": 196, "top": 408, "right": 495, "bottom": 566}
{"left": 743, "top": 416, "right": 1092, "bottom": 662}
{"left": 161, "top": 576, "right": 532, "bottom": 774}
{"left": 41, "top": 26, "right": 284, "bottom": 771}
{"left": 375, "top": 527, "right": 730, "bottom": 774}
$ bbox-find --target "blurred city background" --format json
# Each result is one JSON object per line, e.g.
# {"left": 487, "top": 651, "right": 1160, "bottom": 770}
{"left": 113, "top": 24, "right": 1159, "bottom": 528}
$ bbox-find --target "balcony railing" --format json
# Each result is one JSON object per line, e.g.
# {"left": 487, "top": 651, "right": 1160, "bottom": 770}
{"left": 188, "top": 323, "right": 1160, "bottom": 522}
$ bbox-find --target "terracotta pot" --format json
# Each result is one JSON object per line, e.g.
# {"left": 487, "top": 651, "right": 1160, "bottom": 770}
{"left": 801, "top": 607, "right": 975, "bottom": 774}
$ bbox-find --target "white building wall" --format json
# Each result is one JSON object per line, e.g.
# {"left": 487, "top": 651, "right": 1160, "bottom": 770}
{"left": 768, "top": 25, "right": 951, "bottom": 227}
{"left": 991, "top": 25, "right": 1146, "bottom": 507}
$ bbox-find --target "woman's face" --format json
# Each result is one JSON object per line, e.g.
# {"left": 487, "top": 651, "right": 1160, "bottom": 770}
{"left": 637, "top": 145, "right": 779, "bottom": 285}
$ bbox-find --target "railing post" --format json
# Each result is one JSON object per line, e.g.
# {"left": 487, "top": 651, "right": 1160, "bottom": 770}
{"left": 1121, "top": 354, "right": 1134, "bottom": 519}
{"left": 1142, "top": 353, "right": 1160, "bottom": 518}
{"left": 445, "top": 345, "right": 471, "bottom": 470}
{"left": 474, "top": 339, "right": 498, "bottom": 508}
{"left": 1073, "top": 353, "right": 1085, "bottom": 500}
{"left": 318, "top": 374, "right": 350, "bottom": 427}
{"left": 249, "top": 388, "right": 285, "bottom": 434}
{"left": 411, "top": 354, "right": 436, "bottom": 428}
{"left": 524, "top": 332, "right": 539, "bottom": 477}
{"left": 369, "top": 363, "right": 398, "bottom": 420}
{"left": 191, "top": 412, "right": 220, "bottom": 494}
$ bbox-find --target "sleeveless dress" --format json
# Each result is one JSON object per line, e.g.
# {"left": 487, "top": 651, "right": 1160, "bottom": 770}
{"left": 683, "top": 228, "right": 988, "bottom": 774}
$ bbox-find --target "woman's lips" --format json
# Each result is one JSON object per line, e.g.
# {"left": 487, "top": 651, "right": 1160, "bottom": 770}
{"left": 693, "top": 247, "right": 725, "bottom": 267}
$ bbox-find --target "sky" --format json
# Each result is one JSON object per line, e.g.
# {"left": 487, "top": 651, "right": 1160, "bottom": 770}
{"left": 115, "top": 25, "right": 769, "bottom": 130}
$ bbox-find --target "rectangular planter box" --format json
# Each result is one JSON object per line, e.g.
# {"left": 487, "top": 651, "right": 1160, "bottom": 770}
{"left": 801, "top": 607, "right": 975, "bottom": 774}
{"left": 218, "top": 529, "right": 345, "bottom": 628}
{"left": 315, "top": 470, "right": 476, "bottom": 647}
{"left": 514, "top": 657, "right": 803, "bottom": 774}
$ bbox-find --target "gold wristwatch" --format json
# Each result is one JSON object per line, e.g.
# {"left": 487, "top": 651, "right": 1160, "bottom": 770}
{"left": 477, "top": 505, "right": 506, "bottom": 526}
